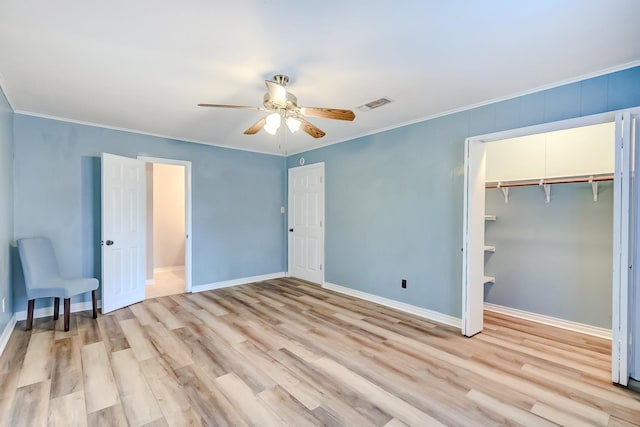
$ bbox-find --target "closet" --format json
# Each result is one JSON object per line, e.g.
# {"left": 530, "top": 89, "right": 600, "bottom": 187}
{"left": 482, "top": 122, "right": 614, "bottom": 334}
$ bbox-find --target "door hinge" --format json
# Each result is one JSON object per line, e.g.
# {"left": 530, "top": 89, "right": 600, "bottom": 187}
{"left": 320, "top": 264, "right": 323, "bottom": 270}
{"left": 320, "top": 220, "right": 323, "bottom": 227}
{"left": 320, "top": 177, "right": 323, "bottom": 184}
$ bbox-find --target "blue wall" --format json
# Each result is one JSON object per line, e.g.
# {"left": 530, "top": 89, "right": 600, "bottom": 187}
{"left": 12, "top": 115, "right": 286, "bottom": 311}
{"left": 0, "top": 86, "right": 13, "bottom": 333}
{"left": 286, "top": 66, "right": 640, "bottom": 318}
{"left": 484, "top": 182, "right": 613, "bottom": 328}
{"left": 7, "top": 66, "right": 640, "bottom": 325}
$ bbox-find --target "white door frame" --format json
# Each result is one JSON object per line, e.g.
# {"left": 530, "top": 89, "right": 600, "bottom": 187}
{"left": 462, "top": 108, "right": 640, "bottom": 385}
{"left": 138, "top": 156, "right": 193, "bottom": 293}
{"left": 287, "top": 162, "right": 325, "bottom": 284}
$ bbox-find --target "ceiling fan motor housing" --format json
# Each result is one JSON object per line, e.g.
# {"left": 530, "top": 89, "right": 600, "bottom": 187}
{"left": 263, "top": 91, "right": 298, "bottom": 112}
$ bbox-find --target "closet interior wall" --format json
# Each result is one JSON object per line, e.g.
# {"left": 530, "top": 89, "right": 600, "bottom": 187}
{"left": 484, "top": 182, "right": 613, "bottom": 328}
{"left": 483, "top": 122, "right": 615, "bottom": 330}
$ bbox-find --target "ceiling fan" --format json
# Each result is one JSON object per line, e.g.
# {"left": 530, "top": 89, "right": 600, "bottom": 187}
{"left": 198, "top": 74, "right": 355, "bottom": 138}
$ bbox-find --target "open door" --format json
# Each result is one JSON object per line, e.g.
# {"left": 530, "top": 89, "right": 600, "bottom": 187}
{"left": 139, "top": 156, "right": 193, "bottom": 296}
{"left": 101, "top": 153, "right": 145, "bottom": 313}
{"left": 462, "top": 138, "right": 486, "bottom": 337}
{"left": 462, "top": 110, "right": 638, "bottom": 381}
{"left": 612, "top": 111, "right": 638, "bottom": 385}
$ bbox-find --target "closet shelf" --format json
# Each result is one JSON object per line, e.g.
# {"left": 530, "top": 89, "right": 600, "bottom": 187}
{"left": 485, "top": 173, "right": 613, "bottom": 189}
{"left": 484, "top": 245, "right": 496, "bottom": 252}
{"left": 484, "top": 214, "right": 497, "bottom": 221}
{"left": 484, "top": 276, "right": 495, "bottom": 284}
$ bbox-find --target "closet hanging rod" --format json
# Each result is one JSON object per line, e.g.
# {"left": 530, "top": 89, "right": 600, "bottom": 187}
{"left": 485, "top": 173, "right": 613, "bottom": 189}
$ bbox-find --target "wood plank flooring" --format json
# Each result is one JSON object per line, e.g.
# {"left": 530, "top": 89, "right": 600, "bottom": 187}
{"left": 0, "top": 277, "right": 639, "bottom": 426}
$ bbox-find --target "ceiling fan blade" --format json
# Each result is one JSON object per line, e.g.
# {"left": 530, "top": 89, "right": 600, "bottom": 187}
{"left": 299, "top": 107, "right": 355, "bottom": 121}
{"left": 264, "top": 80, "right": 287, "bottom": 107}
{"left": 198, "top": 103, "right": 262, "bottom": 110}
{"left": 297, "top": 117, "right": 326, "bottom": 138}
{"left": 243, "top": 117, "right": 267, "bottom": 135}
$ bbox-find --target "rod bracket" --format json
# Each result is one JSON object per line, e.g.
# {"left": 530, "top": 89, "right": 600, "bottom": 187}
{"left": 497, "top": 182, "right": 509, "bottom": 203}
{"left": 539, "top": 180, "right": 551, "bottom": 203}
{"left": 589, "top": 176, "right": 598, "bottom": 202}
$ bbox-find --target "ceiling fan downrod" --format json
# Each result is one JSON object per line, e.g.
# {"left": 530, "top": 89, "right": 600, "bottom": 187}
{"left": 273, "top": 74, "right": 289, "bottom": 86}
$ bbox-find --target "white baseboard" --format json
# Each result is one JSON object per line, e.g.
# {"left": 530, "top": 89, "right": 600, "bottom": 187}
{"left": 484, "top": 302, "right": 612, "bottom": 340}
{"left": 323, "top": 282, "right": 461, "bottom": 329}
{"left": 154, "top": 266, "right": 185, "bottom": 273}
{"left": 192, "top": 272, "right": 285, "bottom": 293}
{"left": 15, "top": 300, "right": 102, "bottom": 322}
{"left": 0, "top": 315, "right": 17, "bottom": 357}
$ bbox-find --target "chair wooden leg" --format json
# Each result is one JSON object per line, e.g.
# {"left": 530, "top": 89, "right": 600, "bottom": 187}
{"left": 64, "top": 298, "right": 70, "bottom": 332}
{"left": 53, "top": 297, "right": 60, "bottom": 321}
{"left": 26, "top": 299, "right": 35, "bottom": 331}
{"left": 92, "top": 290, "right": 98, "bottom": 319}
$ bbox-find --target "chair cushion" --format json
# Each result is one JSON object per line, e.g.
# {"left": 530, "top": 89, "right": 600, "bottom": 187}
{"left": 27, "top": 277, "right": 99, "bottom": 299}
{"left": 18, "top": 237, "right": 100, "bottom": 301}
{"left": 18, "top": 238, "right": 60, "bottom": 284}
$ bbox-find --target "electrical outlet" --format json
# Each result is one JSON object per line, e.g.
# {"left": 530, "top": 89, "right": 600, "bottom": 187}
{"left": 280, "top": 206, "right": 285, "bottom": 214}
{"left": 401, "top": 279, "right": 407, "bottom": 289}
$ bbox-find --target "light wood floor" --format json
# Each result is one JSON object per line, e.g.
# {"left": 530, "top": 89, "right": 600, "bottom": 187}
{"left": 1, "top": 277, "right": 638, "bottom": 426}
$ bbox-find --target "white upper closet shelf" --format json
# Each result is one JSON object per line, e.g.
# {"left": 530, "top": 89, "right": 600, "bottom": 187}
{"left": 485, "top": 173, "right": 613, "bottom": 204}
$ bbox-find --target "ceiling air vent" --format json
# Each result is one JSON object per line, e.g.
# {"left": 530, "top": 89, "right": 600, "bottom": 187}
{"left": 358, "top": 97, "right": 394, "bottom": 112}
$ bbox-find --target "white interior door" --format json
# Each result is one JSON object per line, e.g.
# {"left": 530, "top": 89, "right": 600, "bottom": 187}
{"left": 612, "top": 112, "right": 637, "bottom": 385}
{"left": 462, "top": 138, "right": 487, "bottom": 337}
{"left": 101, "top": 153, "right": 145, "bottom": 313}
{"left": 288, "top": 163, "right": 324, "bottom": 284}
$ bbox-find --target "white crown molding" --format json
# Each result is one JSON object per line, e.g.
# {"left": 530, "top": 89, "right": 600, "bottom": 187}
{"left": 8, "top": 62, "right": 638, "bottom": 158}
{"left": 484, "top": 302, "right": 611, "bottom": 340}
{"left": 0, "top": 315, "right": 17, "bottom": 358}
{"left": 12, "top": 110, "right": 286, "bottom": 157}
{"left": 323, "top": 281, "right": 461, "bottom": 329}
{"left": 287, "top": 60, "right": 640, "bottom": 156}
{"left": 192, "top": 272, "right": 285, "bottom": 293}
{"left": 0, "top": 71, "right": 16, "bottom": 112}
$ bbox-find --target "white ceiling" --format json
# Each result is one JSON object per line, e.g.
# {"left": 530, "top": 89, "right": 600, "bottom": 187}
{"left": 1, "top": 1, "right": 639, "bottom": 156}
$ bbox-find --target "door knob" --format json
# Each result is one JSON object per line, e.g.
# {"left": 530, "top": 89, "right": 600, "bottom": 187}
{"left": 289, "top": 228, "right": 294, "bottom": 232}
{"left": 106, "top": 240, "right": 114, "bottom": 246}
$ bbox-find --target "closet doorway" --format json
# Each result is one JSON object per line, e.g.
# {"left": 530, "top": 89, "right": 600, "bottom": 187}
{"left": 139, "top": 156, "right": 192, "bottom": 299}
{"left": 462, "top": 109, "right": 640, "bottom": 385}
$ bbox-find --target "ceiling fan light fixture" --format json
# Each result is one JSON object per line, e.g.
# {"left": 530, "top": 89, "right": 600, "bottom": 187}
{"left": 286, "top": 117, "right": 301, "bottom": 133}
{"left": 264, "top": 113, "right": 281, "bottom": 135}
{"left": 199, "top": 75, "right": 354, "bottom": 139}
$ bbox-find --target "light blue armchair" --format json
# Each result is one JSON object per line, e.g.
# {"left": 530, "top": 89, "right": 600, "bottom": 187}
{"left": 17, "top": 237, "right": 99, "bottom": 331}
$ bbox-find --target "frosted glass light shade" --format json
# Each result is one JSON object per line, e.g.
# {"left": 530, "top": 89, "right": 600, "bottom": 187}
{"left": 286, "top": 117, "right": 301, "bottom": 133}
{"left": 264, "top": 113, "right": 281, "bottom": 135}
